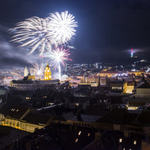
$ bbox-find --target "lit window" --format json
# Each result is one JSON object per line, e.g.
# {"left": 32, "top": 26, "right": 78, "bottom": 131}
{"left": 100, "top": 100, "right": 102, "bottom": 102}
{"left": 129, "top": 149, "right": 132, "bottom": 150}
{"left": 16, "top": 109, "right": 19, "bottom": 112}
{"left": 78, "top": 131, "right": 81, "bottom": 135}
{"left": 75, "top": 103, "right": 79, "bottom": 106}
{"left": 134, "top": 140, "right": 137, "bottom": 145}
{"left": 119, "top": 138, "right": 122, "bottom": 143}
{"left": 88, "top": 133, "right": 90, "bottom": 136}
{"left": 123, "top": 148, "right": 125, "bottom": 150}
{"left": 75, "top": 139, "right": 78, "bottom": 142}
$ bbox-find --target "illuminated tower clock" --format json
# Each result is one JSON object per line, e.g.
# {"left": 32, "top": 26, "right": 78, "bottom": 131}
{"left": 44, "top": 63, "right": 51, "bottom": 80}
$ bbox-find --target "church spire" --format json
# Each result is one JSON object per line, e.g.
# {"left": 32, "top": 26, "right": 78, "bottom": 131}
{"left": 24, "top": 66, "right": 28, "bottom": 77}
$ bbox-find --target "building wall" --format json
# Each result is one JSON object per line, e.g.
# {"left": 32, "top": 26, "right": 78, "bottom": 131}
{"left": 10, "top": 80, "right": 59, "bottom": 91}
{"left": 2, "top": 118, "right": 45, "bottom": 133}
{"left": 128, "top": 88, "right": 150, "bottom": 106}
{"left": 122, "top": 82, "right": 134, "bottom": 94}
{"left": 136, "top": 89, "right": 150, "bottom": 97}
{"left": 143, "top": 126, "right": 150, "bottom": 136}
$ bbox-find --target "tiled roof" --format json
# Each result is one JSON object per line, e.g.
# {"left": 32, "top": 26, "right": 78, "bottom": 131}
{"left": 84, "top": 130, "right": 145, "bottom": 150}
{"left": 137, "top": 82, "right": 150, "bottom": 88}
{"left": 6, "top": 106, "right": 29, "bottom": 119}
{"left": 22, "top": 113, "right": 53, "bottom": 125}
{"left": 95, "top": 108, "right": 127, "bottom": 124}
{"left": 85, "top": 105, "right": 109, "bottom": 117}
{"left": 137, "top": 110, "right": 150, "bottom": 125}
{"left": 69, "top": 114, "right": 101, "bottom": 123}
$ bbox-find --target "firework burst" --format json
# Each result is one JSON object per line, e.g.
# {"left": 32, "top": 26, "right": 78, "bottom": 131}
{"left": 42, "top": 46, "right": 72, "bottom": 80}
{"left": 48, "top": 11, "right": 78, "bottom": 46}
{"left": 31, "top": 62, "right": 45, "bottom": 79}
{"left": 10, "top": 11, "right": 77, "bottom": 55}
{"left": 9, "top": 17, "right": 53, "bottom": 55}
{"left": 43, "top": 46, "right": 72, "bottom": 68}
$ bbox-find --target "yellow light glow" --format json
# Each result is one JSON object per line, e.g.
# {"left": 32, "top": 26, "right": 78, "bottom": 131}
{"left": 119, "top": 138, "right": 122, "bottom": 143}
{"left": 134, "top": 140, "right": 136, "bottom": 145}
{"left": 78, "top": 131, "right": 81, "bottom": 135}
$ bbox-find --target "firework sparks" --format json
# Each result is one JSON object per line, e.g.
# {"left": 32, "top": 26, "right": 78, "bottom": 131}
{"left": 31, "top": 62, "right": 45, "bottom": 79}
{"left": 42, "top": 46, "right": 72, "bottom": 80}
{"left": 10, "top": 11, "right": 77, "bottom": 55}
{"left": 43, "top": 47, "right": 72, "bottom": 68}
{"left": 9, "top": 17, "right": 53, "bottom": 55}
{"left": 48, "top": 11, "right": 78, "bottom": 46}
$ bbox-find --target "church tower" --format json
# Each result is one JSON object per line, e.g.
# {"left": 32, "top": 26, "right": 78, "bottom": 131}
{"left": 44, "top": 63, "right": 51, "bottom": 80}
{"left": 24, "top": 66, "right": 28, "bottom": 77}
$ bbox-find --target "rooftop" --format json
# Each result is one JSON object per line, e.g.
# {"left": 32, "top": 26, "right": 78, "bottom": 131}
{"left": 22, "top": 113, "right": 53, "bottom": 125}
{"left": 6, "top": 106, "right": 29, "bottom": 119}
{"left": 69, "top": 114, "right": 101, "bottom": 123}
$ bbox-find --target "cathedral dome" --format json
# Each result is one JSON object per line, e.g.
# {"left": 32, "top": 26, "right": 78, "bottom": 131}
{"left": 61, "top": 74, "right": 68, "bottom": 81}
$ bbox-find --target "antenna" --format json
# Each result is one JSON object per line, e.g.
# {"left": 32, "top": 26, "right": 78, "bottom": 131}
{"left": 131, "top": 46, "right": 133, "bottom": 57}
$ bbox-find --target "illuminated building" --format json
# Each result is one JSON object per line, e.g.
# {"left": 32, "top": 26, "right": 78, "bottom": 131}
{"left": 44, "top": 63, "right": 51, "bottom": 80}
{"left": 128, "top": 69, "right": 145, "bottom": 76}
{"left": 122, "top": 81, "right": 135, "bottom": 94}
{"left": 24, "top": 66, "right": 28, "bottom": 77}
{"left": 79, "top": 75, "right": 99, "bottom": 87}
{"left": 1, "top": 106, "right": 53, "bottom": 133}
{"left": 98, "top": 71, "right": 128, "bottom": 77}
{"left": 10, "top": 63, "right": 60, "bottom": 91}
{"left": 128, "top": 82, "right": 150, "bottom": 110}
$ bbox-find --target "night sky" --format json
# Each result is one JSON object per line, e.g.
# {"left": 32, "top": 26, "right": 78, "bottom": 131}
{"left": 0, "top": 0, "right": 150, "bottom": 68}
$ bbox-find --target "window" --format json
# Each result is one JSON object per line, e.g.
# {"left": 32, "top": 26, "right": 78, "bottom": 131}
{"left": 78, "top": 131, "right": 81, "bottom": 135}
{"left": 75, "top": 103, "right": 79, "bottom": 106}
{"left": 119, "top": 138, "right": 122, "bottom": 143}
{"left": 88, "top": 133, "right": 90, "bottom": 136}
{"left": 112, "top": 87, "right": 122, "bottom": 90}
{"left": 75, "top": 139, "right": 78, "bottom": 142}
{"left": 134, "top": 140, "right": 137, "bottom": 145}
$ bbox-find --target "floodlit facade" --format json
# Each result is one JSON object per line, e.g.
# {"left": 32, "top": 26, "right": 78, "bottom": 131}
{"left": 44, "top": 63, "right": 51, "bottom": 80}
{"left": 122, "top": 81, "right": 135, "bottom": 94}
{"left": 1, "top": 106, "right": 53, "bottom": 133}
